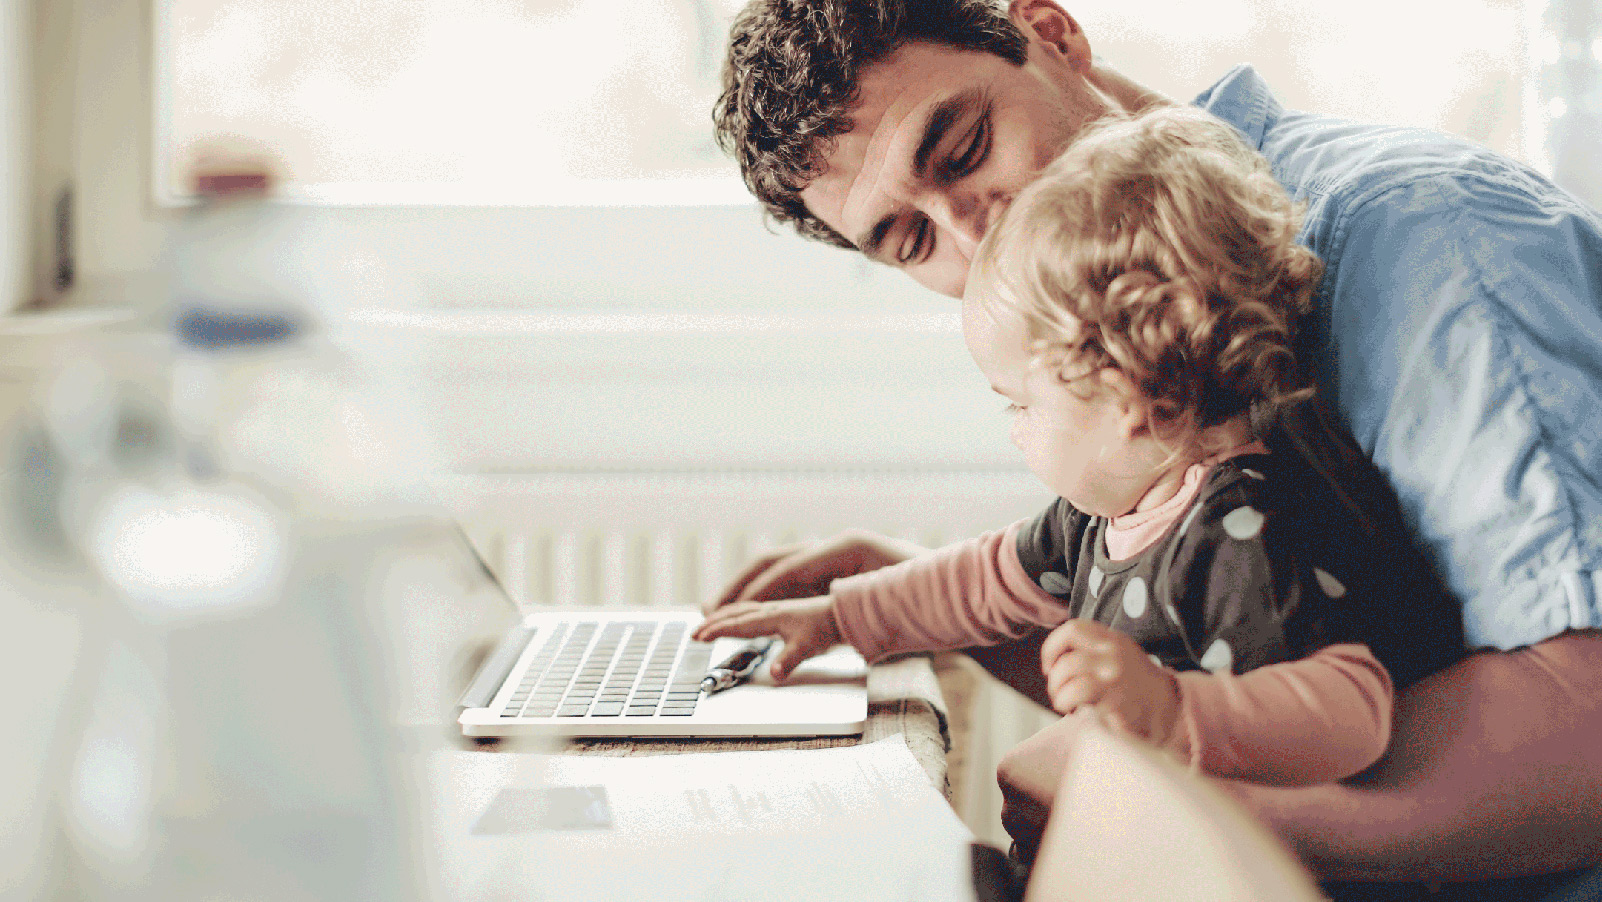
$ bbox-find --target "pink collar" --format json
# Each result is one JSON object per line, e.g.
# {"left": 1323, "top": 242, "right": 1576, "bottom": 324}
{"left": 1104, "top": 441, "right": 1269, "bottom": 561}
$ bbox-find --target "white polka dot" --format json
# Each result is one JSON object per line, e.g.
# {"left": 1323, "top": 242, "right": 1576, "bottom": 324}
{"left": 1039, "top": 571, "right": 1072, "bottom": 595}
{"left": 1200, "top": 639, "right": 1234, "bottom": 673}
{"left": 1314, "top": 567, "right": 1348, "bottom": 599}
{"left": 1178, "top": 502, "right": 1204, "bottom": 538}
{"left": 1087, "top": 566, "right": 1104, "bottom": 596}
{"left": 1164, "top": 602, "right": 1179, "bottom": 624}
{"left": 1148, "top": 654, "right": 1164, "bottom": 669}
{"left": 1122, "top": 577, "right": 1148, "bottom": 619}
{"left": 1222, "top": 506, "right": 1266, "bottom": 540}
{"left": 1242, "top": 468, "right": 1266, "bottom": 481}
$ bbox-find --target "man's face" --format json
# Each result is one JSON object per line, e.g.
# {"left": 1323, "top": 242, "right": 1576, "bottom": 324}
{"left": 799, "top": 31, "right": 1111, "bottom": 298}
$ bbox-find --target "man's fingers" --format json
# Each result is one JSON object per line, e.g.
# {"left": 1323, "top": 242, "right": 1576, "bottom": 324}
{"left": 735, "top": 549, "right": 839, "bottom": 603}
{"left": 703, "top": 545, "right": 804, "bottom": 613}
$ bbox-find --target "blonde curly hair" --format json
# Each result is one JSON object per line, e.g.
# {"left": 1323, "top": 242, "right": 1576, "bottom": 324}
{"left": 970, "top": 105, "right": 1325, "bottom": 456}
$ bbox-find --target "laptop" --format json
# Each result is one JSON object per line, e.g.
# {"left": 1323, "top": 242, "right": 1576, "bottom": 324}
{"left": 453, "top": 534, "right": 868, "bottom": 739}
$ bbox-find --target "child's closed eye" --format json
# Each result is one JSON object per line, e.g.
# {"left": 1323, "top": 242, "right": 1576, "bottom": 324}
{"left": 1004, "top": 403, "right": 1024, "bottom": 415}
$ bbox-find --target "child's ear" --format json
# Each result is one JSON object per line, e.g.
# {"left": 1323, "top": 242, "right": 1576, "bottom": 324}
{"left": 1094, "top": 369, "right": 1152, "bottom": 439}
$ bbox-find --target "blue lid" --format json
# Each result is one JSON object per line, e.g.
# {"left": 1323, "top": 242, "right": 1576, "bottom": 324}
{"left": 173, "top": 304, "right": 301, "bottom": 350}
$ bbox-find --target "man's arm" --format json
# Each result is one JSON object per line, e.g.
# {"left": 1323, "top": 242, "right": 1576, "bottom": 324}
{"left": 1223, "top": 629, "right": 1602, "bottom": 882}
{"left": 702, "top": 529, "right": 928, "bottom": 612}
{"left": 998, "top": 630, "right": 1602, "bottom": 881}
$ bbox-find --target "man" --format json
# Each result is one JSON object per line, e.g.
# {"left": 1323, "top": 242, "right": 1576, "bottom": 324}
{"left": 706, "top": 0, "right": 1602, "bottom": 895}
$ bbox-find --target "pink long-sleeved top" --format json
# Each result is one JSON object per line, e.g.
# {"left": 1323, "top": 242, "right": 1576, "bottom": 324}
{"left": 827, "top": 461, "right": 1394, "bottom": 787}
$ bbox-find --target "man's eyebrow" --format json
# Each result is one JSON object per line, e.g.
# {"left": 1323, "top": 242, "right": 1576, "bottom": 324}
{"left": 855, "top": 89, "right": 985, "bottom": 258}
{"left": 912, "top": 89, "right": 980, "bottom": 179}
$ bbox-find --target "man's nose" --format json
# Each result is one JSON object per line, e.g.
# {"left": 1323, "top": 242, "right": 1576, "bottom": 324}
{"left": 927, "top": 191, "right": 1011, "bottom": 261}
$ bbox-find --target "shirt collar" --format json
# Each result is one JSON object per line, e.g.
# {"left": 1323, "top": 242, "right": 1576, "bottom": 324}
{"left": 1190, "top": 64, "right": 1283, "bottom": 151}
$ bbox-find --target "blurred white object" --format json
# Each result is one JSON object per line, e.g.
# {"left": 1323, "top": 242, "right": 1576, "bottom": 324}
{"left": 4, "top": 181, "right": 430, "bottom": 900}
{"left": 430, "top": 735, "right": 976, "bottom": 902}
{"left": 83, "top": 482, "right": 285, "bottom": 619}
{"left": 1025, "top": 715, "right": 1323, "bottom": 902}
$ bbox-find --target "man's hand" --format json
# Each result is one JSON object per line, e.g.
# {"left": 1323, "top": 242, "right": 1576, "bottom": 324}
{"left": 701, "top": 530, "right": 928, "bottom": 614}
{"left": 1041, "top": 620, "right": 1180, "bottom": 745}
{"left": 693, "top": 596, "right": 843, "bottom": 680}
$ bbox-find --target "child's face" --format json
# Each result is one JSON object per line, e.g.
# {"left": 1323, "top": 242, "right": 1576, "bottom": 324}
{"left": 961, "top": 294, "right": 1165, "bottom": 518}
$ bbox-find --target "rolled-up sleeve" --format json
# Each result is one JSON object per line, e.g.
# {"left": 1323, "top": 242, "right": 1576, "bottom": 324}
{"left": 1322, "top": 173, "right": 1602, "bottom": 649}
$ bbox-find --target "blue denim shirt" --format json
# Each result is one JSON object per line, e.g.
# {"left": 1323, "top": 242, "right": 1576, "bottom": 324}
{"left": 1195, "top": 66, "right": 1602, "bottom": 650}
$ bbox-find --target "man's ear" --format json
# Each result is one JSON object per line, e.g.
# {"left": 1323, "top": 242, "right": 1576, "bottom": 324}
{"left": 1008, "top": 0, "right": 1092, "bottom": 72}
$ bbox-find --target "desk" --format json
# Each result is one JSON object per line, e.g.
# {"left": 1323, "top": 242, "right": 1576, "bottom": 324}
{"left": 402, "top": 554, "right": 952, "bottom": 794}
{"left": 426, "top": 692, "right": 972, "bottom": 902}
{"left": 561, "top": 655, "right": 951, "bottom": 793}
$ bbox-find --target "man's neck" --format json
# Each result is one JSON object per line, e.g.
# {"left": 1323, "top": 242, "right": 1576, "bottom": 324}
{"left": 1088, "top": 60, "right": 1172, "bottom": 116}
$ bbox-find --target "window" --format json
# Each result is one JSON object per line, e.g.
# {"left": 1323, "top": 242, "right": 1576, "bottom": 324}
{"left": 157, "top": 0, "right": 1533, "bottom": 208}
{"left": 156, "top": 0, "right": 749, "bottom": 205}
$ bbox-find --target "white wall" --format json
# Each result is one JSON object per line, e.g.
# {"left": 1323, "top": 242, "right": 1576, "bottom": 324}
{"left": 32, "top": 0, "right": 935, "bottom": 315}
{"left": 0, "top": 0, "right": 27, "bottom": 314}
{"left": 25, "top": 0, "right": 1536, "bottom": 473}
{"left": 33, "top": 0, "right": 1533, "bottom": 317}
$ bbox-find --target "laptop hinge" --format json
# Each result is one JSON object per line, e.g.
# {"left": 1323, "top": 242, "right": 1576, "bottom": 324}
{"left": 457, "top": 624, "right": 537, "bottom": 710}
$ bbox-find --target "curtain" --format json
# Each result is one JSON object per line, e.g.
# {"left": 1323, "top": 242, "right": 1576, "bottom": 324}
{"left": 1536, "top": 0, "right": 1602, "bottom": 206}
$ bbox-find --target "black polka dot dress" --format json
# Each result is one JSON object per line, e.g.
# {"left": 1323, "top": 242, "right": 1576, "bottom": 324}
{"left": 1014, "top": 451, "right": 1466, "bottom": 689}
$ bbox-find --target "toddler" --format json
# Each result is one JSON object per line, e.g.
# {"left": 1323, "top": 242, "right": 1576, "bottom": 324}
{"left": 697, "top": 106, "right": 1464, "bottom": 784}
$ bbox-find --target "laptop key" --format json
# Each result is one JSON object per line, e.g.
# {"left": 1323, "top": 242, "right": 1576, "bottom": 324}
{"left": 589, "top": 703, "right": 624, "bottom": 716}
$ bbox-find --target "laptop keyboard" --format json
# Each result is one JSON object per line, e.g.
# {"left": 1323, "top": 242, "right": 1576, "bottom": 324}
{"left": 499, "top": 620, "right": 715, "bottom": 719}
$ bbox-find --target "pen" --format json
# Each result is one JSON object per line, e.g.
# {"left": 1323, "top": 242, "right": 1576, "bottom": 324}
{"left": 699, "top": 637, "right": 777, "bottom": 695}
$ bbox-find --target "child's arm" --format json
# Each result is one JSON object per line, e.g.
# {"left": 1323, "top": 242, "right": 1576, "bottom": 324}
{"left": 696, "top": 520, "right": 1073, "bottom": 676}
{"left": 692, "top": 595, "right": 842, "bottom": 680}
{"left": 828, "top": 520, "right": 1073, "bottom": 662}
{"left": 1168, "top": 644, "right": 1392, "bottom": 784}
{"left": 1039, "top": 620, "right": 1392, "bottom": 784}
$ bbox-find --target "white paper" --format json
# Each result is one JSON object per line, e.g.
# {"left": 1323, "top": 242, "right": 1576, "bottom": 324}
{"left": 423, "top": 734, "right": 978, "bottom": 902}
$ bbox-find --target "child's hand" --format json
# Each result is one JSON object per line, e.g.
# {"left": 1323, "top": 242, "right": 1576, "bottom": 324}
{"left": 1040, "top": 620, "right": 1180, "bottom": 744}
{"left": 692, "top": 596, "right": 842, "bottom": 680}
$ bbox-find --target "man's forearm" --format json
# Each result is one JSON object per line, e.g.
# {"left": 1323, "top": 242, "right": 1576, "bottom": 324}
{"left": 997, "top": 631, "right": 1602, "bottom": 882}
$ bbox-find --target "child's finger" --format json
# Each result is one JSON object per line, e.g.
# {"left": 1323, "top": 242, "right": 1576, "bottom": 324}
{"left": 1040, "top": 619, "right": 1118, "bottom": 670}
{"left": 693, "top": 607, "right": 780, "bottom": 641}
{"left": 769, "top": 637, "right": 817, "bottom": 681}
{"left": 1045, "top": 648, "right": 1116, "bottom": 698}
{"left": 1049, "top": 671, "right": 1107, "bottom": 714}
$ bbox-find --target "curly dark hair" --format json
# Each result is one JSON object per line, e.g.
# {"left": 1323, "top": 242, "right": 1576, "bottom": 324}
{"left": 713, "top": 0, "right": 1028, "bottom": 248}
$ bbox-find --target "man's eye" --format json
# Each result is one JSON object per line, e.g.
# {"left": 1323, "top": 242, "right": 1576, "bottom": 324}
{"left": 943, "top": 114, "right": 990, "bottom": 181}
{"left": 896, "top": 218, "right": 932, "bottom": 264}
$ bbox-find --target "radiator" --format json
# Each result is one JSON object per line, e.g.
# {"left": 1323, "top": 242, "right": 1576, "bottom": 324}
{"left": 439, "top": 467, "right": 1059, "bottom": 846}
